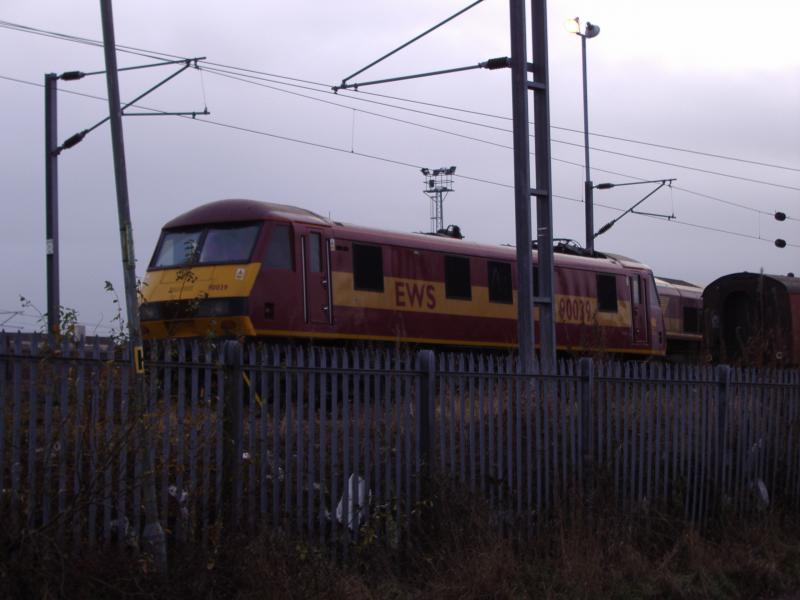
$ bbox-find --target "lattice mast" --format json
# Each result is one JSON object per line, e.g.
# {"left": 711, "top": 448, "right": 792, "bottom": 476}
{"left": 421, "top": 166, "right": 456, "bottom": 233}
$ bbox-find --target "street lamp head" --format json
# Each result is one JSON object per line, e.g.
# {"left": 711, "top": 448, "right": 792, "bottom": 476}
{"left": 565, "top": 17, "right": 600, "bottom": 38}
{"left": 59, "top": 70, "right": 86, "bottom": 81}
{"left": 584, "top": 22, "right": 600, "bottom": 38}
{"left": 564, "top": 17, "right": 581, "bottom": 34}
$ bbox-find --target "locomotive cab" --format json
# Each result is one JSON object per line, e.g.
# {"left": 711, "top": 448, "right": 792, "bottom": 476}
{"left": 140, "top": 220, "right": 263, "bottom": 338}
{"left": 140, "top": 199, "right": 332, "bottom": 339}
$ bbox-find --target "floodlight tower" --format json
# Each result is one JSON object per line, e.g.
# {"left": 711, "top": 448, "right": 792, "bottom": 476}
{"left": 421, "top": 166, "right": 456, "bottom": 233}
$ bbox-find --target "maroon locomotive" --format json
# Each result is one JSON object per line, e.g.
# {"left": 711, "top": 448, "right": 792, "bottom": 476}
{"left": 140, "top": 199, "right": 667, "bottom": 358}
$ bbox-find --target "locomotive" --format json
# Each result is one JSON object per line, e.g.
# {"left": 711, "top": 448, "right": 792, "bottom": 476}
{"left": 139, "top": 199, "right": 672, "bottom": 358}
{"left": 653, "top": 277, "right": 703, "bottom": 360}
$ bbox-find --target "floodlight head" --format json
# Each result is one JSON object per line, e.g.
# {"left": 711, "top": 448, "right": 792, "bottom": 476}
{"left": 421, "top": 168, "right": 430, "bottom": 176}
{"left": 447, "top": 166, "right": 457, "bottom": 175}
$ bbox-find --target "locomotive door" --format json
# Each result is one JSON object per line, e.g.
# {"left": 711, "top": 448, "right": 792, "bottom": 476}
{"left": 630, "top": 274, "right": 648, "bottom": 345}
{"left": 300, "top": 229, "right": 332, "bottom": 325}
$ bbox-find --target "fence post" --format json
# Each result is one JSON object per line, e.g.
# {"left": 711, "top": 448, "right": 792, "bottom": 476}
{"left": 416, "top": 350, "right": 436, "bottom": 487}
{"left": 715, "top": 364, "right": 730, "bottom": 496}
{"left": 222, "top": 340, "right": 243, "bottom": 529}
{"left": 579, "top": 357, "right": 594, "bottom": 489}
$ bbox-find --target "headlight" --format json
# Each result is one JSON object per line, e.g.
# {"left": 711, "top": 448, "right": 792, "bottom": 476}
{"left": 197, "top": 298, "right": 248, "bottom": 318}
{"left": 140, "top": 304, "right": 160, "bottom": 321}
{"left": 200, "top": 299, "right": 232, "bottom": 317}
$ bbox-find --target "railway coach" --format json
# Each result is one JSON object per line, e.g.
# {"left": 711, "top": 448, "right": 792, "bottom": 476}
{"left": 139, "top": 199, "right": 667, "bottom": 358}
{"left": 703, "top": 272, "right": 800, "bottom": 366}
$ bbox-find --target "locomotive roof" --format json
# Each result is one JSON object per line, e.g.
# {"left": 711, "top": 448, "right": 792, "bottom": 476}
{"left": 163, "top": 199, "right": 331, "bottom": 229}
{"left": 654, "top": 276, "right": 701, "bottom": 290}
{"left": 332, "top": 222, "right": 649, "bottom": 273}
{"left": 654, "top": 276, "right": 703, "bottom": 299}
{"left": 161, "top": 199, "right": 652, "bottom": 273}
{"left": 704, "top": 271, "right": 800, "bottom": 295}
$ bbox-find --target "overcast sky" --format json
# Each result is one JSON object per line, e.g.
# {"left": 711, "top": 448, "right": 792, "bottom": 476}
{"left": 1, "top": 0, "right": 798, "bottom": 334}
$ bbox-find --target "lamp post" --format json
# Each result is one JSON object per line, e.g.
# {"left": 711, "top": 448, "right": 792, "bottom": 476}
{"left": 43, "top": 56, "right": 205, "bottom": 337}
{"left": 566, "top": 17, "right": 600, "bottom": 254}
{"left": 45, "top": 73, "right": 59, "bottom": 334}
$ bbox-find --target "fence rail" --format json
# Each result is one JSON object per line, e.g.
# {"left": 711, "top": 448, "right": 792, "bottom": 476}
{"left": 1, "top": 332, "right": 799, "bottom": 552}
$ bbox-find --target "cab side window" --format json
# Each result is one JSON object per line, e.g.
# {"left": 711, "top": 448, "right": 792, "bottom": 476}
{"left": 309, "top": 232, "right": 322, "bottom": 273}
{"left": 631, "top": 275, "right": 641, "bottom": 305}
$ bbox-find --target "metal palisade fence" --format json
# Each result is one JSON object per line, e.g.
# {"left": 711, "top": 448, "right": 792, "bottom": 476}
{"left": 1, "top": 332, "right": 799, "bottom": 552}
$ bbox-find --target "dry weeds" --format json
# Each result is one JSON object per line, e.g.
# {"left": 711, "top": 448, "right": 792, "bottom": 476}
{"left": 2, "top": 477, "right": 800, "bottom": 599}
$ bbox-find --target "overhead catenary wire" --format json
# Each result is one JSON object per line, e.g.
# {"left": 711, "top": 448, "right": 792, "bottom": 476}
{"left": 183, "top": 115, "right": 800, "bottom": 248}
{"left": 199, "top": 67, "right": 516, "bottom": 150}
{"left": 195, "top": 66, "right": 800, "bottom": 222}
{"left": 3, "top": 72, "right": 796, "bottom": 251}
{"left": 2, "top": 18, "right": 797, "bottom": 175}
{"left": 197, "top": 64, "right": 800, "bottom": 192}
{"left": 6, "top": 67, "right": 792, "bottom": 227}
{"left": 3, "top": 68, "right": 799, "bottom": 244}
{"left": 2, "top": 18, "right": 797, "bottom": 238}
{"left": 0, "top": 19, "right": 181, "bottom": 62}
{"left": 5, "top": 17, "right": 799, "bottom": 208}
{"left": 0, "top": 310, "right": 24, "bottom": 327}
{"left": 344, "top": 85, "right": 800, "bottom": 173}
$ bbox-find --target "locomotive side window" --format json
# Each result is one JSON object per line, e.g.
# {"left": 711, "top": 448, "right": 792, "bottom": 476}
{"left": 445, "top": 256, "right": 472, "bottom": 300}
{"left": 353, "top": 244, "right": 384, "bottom": 292}
{"left": 154, "top": 229, "right": 202, "bottom": 267}
{"left": 488, "top": 261, "right": 513, "bottom": 304}
{"left": 199, "top": 223, "right": 261, "bottom": 264}
{"left": 264, "top": 224, "right": 293, "bottom": 269}
{"left": 596, "top": 274, "right": 618, "bottom": 312}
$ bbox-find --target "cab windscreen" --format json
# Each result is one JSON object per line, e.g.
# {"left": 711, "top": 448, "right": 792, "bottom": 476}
{"left": 153, "top": 223, "right": 261, "bottom": 268}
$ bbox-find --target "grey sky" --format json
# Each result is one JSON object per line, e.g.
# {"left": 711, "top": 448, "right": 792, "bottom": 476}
{"left": 1, "top": 0, "right": 798, "bottom": 334}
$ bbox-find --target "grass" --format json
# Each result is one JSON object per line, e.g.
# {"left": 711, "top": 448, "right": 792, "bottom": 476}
{"left": 3, "top": 478, "right": 800, "bottom": 599}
